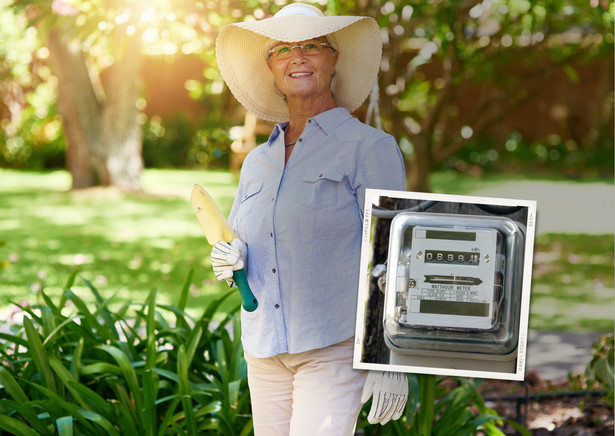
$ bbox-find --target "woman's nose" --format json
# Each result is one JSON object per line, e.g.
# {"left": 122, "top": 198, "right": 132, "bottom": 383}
{"left": 290, "top": 46, "right": 307, "bottom": 61}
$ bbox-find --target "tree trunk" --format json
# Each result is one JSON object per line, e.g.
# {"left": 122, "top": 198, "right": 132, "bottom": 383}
{"left": 408, "top": 133, "right": 432, "bottom": 192}
{"left": 97, "top": 30, "right": 143, "bottom": 190}
{"left": 47, "top": 28, "right": 101, "bottom": 189}
{"left": 45, "top": 26, "right": 143, "bottom": 190}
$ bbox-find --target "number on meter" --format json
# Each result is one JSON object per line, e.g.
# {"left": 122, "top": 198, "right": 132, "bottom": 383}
{"left": 404, "top": 226, "right": 501, "bottom": 330}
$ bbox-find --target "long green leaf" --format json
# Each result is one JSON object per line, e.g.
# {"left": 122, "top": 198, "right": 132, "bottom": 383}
{"left": 98, "top": 344, "right": 142, "bottom": 422}
{"left": 0, "top": 399, "right": 53, "bottom": 436}
{"left": 60, "top": 269, "right": 80, "bottom": 308}
{"left": 79, "top": 275, "right": 119, "bottom": 340}
{"left": 455, "top": 414, "right": 503, "bottom": 435}
{"left": 0, "top": 414, "right": 41, "bottom": 436}
{"left": 21, "top": 382, "right": 101, "bottom": 435}
{"left": 70, "top": 337, "right": 84, "bottom": 378}
{"left": 56, "top": 416, "right": 73, "bottom": 436}
{"left": 64, "top": 289, "right": 111, "bottom": 342}
{"left": 0, "top": 332, "right": 28, "bottom": 348}
{"left": 178, "top": 345, "right": 197, "bottom": 435}
{"left": 143, "top": 289, "right": 158, "bottom": 436}
{"left": 41, "top": 306, "right": 56, "bottom": 339}
{"left": 0, "top": 367, "right": 28, "bottom": 403}
{"left": 66, "top": 382, "right": 114, "bottom": 421}
{"left": 177, "top": 268, "right": 193, "bottom": 312}
{"left": 80, "top": 362, "right": 123, "bottom": 376}
{"left": 502, "top": 418, "right": 533, "bottom": 436}
{"left": 23, "top": 316, "right": 57, "bottom": 394}
{"left": 418, "top": 374, "right": 436, "bottom": 436}
{"left": 77, "top": 410, "right": 121, "bottom": 436}
{"left": 185, "top": 325, "right": 203, "bottom": 368}
{"left": 42, "top": 314, "right": 82, "bottom": 348}
{"left": 157, "top": 397, "right": 181, "bottom": 436}
{"left": 48, "top": 356, "right": 88, "bottom": 408}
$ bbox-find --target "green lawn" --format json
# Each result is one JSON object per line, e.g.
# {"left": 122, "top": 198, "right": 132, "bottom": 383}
{"left": 1, "top": 168, "right": 613, "bottom": 332}
{"left": 0, "top": 169, "right": 242, "bottom": 317}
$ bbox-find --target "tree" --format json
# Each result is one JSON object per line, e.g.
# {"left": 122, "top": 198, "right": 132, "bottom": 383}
{"left": 11, "top": 1, "right": 148, "bottom": 189}
{"left": 334, "top": 0, "right": 614, "bottom": 191}
{"left": 7, "top": 0, "right": 255, "bottom": 189}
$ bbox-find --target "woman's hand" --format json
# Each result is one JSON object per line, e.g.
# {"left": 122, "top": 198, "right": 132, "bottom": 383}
{"left": 210, "top": 238, "right": 247, "bottom": 287}
{"left": 361, "top": 370, "right": 408, "bottom": 425}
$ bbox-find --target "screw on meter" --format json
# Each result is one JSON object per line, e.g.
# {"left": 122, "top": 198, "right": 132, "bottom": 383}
{"left": 403, "top": 226, "right": 501, "bottom": 330}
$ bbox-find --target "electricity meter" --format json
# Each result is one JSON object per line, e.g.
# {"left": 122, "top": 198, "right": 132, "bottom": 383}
{"left": 383, "top": 212, "right": 525, "bottom": 362}
{"left": 403, "top": 226, "right": 502, "bottom": 330}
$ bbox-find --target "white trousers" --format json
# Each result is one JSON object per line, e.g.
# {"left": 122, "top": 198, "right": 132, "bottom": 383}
{"left": 244, "top": 338, "right": 368, "bottom": 436}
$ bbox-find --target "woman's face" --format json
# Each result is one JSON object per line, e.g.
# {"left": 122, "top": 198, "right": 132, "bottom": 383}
{"left": 267, "top": 37, "right": 338, "bottom": 104}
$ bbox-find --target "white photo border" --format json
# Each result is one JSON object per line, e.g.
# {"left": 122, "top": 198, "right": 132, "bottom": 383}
{"left": 353, "top": 189, "right": 537, "bottom": 381}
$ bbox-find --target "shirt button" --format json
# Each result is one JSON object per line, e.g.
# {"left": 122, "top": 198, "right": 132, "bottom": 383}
{"left": 298, "top": 138, "right": 303, "bottom": 142}
{"left": 272, "top": 268, "right": 276, "bottom": 273}
{"left": 270, "top": 232, "right": 273, "bottom": 237}
{"left": 272, "top": 197, "right": 275, "bottom": 202}
{"left": 308, "top": 119, "right": 312, "bottom": 123}
{"left": 275, "top": 304, "right": 280, "bottom": 309}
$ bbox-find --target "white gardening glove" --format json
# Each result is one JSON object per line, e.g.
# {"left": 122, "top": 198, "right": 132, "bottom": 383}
{"left": 210, "top": 238, "right": 247, "bottom": 287}
{"left": 361, "top": 370, "right": 408, "bottom": 425}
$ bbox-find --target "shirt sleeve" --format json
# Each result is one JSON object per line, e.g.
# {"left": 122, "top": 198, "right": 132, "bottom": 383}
{"left": 354, "top": 134, "right": 407, "bottom": 218}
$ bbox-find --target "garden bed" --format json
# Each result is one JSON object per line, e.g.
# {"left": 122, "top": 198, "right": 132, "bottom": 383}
{"left": 479, "top": 371, "right": 613, "bottom": 435}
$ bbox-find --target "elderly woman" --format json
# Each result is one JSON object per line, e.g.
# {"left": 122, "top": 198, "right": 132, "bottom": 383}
{"left": 211, "top": 3, "right": 408, "bottom": 435}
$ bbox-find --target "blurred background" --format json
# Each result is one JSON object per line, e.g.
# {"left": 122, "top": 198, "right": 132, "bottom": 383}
{"left": 1, "top": 0, "right": 613, "bottom": 332}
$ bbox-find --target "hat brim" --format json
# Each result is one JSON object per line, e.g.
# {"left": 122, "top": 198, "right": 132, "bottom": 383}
{"left": 216, "top": 14, "right": 382, "bottom": 122}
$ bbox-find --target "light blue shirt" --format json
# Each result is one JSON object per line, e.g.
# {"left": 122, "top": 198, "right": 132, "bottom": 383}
{"left": 229, "top": 107, "right": 406, "bottom": 358}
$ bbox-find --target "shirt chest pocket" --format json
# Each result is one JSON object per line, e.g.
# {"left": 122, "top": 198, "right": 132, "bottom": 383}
{"left": 297, "top": 169, "right": 346, "bottom": 210}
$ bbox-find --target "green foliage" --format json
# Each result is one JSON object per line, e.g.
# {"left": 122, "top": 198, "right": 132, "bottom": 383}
{"left": 585, "top": 333, "right": 615, "bottom": 406}
{"left": 0, "top": 0, "right": 63, "bottom": 170}
{"left": 358, "top": 375, "right": 531, "bottom": 435}
{"left": 443, "top": 130, "right": 614, "bottom": 179}
{"left": 0, "top": 271, "right": 253, "bottom": 435}
{"left": 142, "top": 113, "right": 232, "bottom": 170}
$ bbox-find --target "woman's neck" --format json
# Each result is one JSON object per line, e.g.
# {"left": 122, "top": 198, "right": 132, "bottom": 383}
{"left": 285, "top": 96, "right": 336, "bottom": 143}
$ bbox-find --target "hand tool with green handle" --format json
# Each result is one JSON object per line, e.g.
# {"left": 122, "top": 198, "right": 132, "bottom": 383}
{"left": 190, "top": 184, "right": 258, "bottom": 312}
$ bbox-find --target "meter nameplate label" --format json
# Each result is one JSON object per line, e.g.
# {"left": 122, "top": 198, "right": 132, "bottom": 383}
{"left": 405, "top": 226, "right": 498, "bottom": 329}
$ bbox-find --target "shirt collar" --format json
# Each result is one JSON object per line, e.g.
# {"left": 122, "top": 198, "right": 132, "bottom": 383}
{"left": 266, "top": 107, "right": 352, "bottom": 146}
{"left": 310, "top": 107, "right": 352, "bottom": 136}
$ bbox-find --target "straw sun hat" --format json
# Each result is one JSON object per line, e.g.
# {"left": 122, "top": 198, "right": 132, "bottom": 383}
{"left": 215, "top": 2, "right": 382, "bottom": 122}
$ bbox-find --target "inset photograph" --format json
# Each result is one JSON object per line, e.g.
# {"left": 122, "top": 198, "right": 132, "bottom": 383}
{"left": 354, "top": 189, "right": 537, "bottom": 381}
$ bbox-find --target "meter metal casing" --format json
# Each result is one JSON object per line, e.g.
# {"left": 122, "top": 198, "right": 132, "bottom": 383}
{"left": 383, "top": 212, "right": 524, "bottom": 361}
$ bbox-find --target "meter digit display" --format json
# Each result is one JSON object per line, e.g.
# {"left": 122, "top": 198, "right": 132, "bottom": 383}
{"left": 425, "top": 250, "right": 480, "bottom": 266}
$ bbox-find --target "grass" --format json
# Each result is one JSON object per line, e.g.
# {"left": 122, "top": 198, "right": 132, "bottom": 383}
{"left": 0, "top": 168, "right": 613, "bottom": 332}
{"left": 0, "top": 168, "right": 241, "bottom": 317}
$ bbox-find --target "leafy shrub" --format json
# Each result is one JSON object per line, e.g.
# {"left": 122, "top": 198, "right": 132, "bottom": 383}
{"left": 585, "top": 333, "right": 614, "bottom": 407}
{"left": 142, "top": 114, "right": 231, "bottom": 170}
{"left": 0, "top": 270, "right": 529, "bottom": 435}
{"left": 358, "top": 374, "right": 531, "bottom": 436}
{"left": 0, "top": 270, "right": 252, "bottom": 435}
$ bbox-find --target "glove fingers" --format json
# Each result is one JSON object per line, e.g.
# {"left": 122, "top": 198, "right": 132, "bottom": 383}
{"left": 379, "top": 393, "right": 395, "bottom": 425}
{"left": 214, "top": 268, "right": 233, "bottom": 281}
{"left": 368, "top": 392, "right": 389, "bottom": 424}
{"left": 391, "top": 395, "right": 407, "bottom": 421}
{"left": 212, "top": 249, "right": 239, "bottom": 265}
